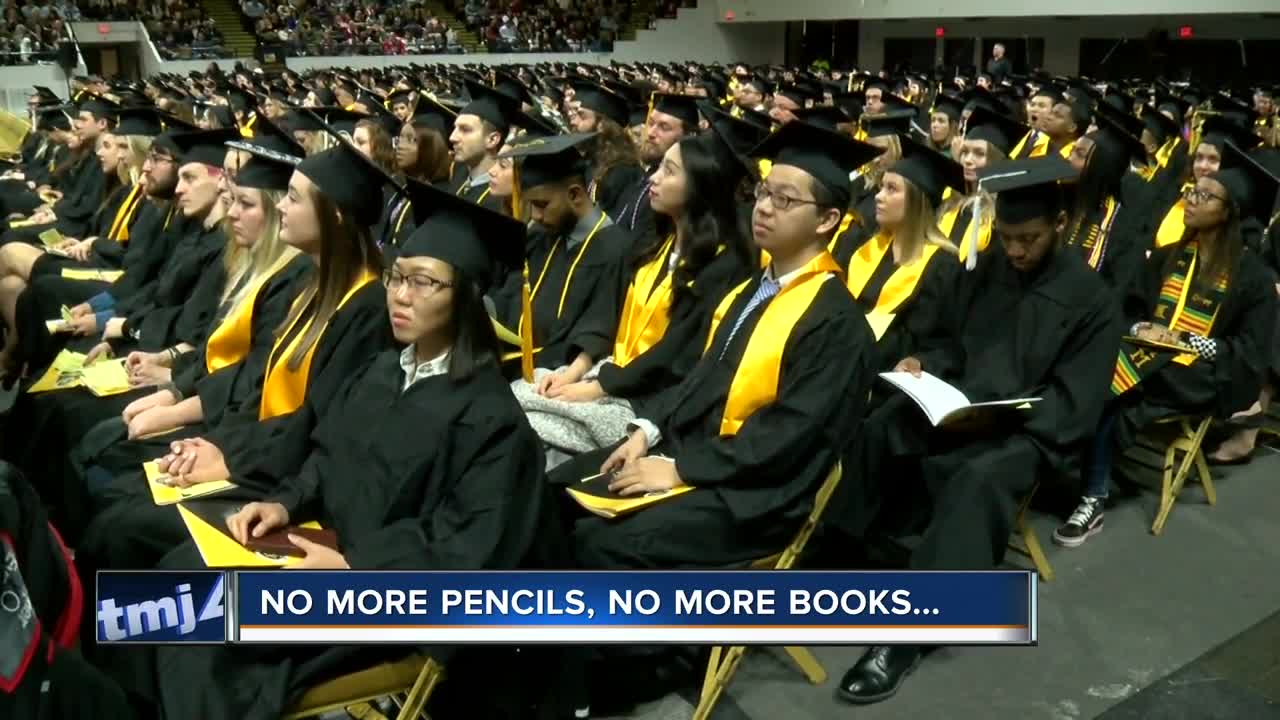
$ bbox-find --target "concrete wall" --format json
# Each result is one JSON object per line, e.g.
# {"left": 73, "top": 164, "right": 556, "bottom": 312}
{"left": 718, "top": 0, "right": 1280, "bottom": 21}
{"left": 0, "top": 64, "right": 73, "bottom": 115}
{"left": 855, "top": 15, "right": 1280, "bottom": 76}
{"left": 287, "top": 2, "right": 784, "bottom": 71}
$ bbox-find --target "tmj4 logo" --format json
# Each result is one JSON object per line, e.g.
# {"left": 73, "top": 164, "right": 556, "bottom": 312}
{"left": 98, "top": 575, "right": 225, "bottom": 640}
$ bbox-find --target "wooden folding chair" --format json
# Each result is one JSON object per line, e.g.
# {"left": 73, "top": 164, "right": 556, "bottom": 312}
{"left": 1122, "top": 415, "right": 1215, "bottom": 535}
{"left": 691, "top": 463, "right": 842, "bottom": 720}
{"left": 284, "top": 654, "right": 443, "bottom": 720}
{"left": 1006, "top": 481, "right": 1054, "bottom": 582}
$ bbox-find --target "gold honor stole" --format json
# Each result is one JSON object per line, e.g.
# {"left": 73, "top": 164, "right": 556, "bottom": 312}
{"left": 204, "top": 255, "right": 297, "bottom": 373}
{"left": 938, "top": 201, "right": 992, "bottom": 260}
{"left": 1011, "top": 130, "right": 1049, "bottom": 159}
{"left": 239, "top": 113, "right": 257, "bottom": 139}
{"left": 258, "top": 270, "right": 378, "bottom": 420}
{"left": 1110, "top": 242, "right": 1226, "bottom": 395}
{"left": 844, "top": 232, "right": 941, "bottom": 315}
{"left": 824, "top": 211, "right": 858, "bottom": 257}
{"left": 704, "top": 252, "right": 841, "bottom": 436}
{"left": 1069, "top": 196, "right": 1120, "bottom": 270}
{"left": 613, "top": 235, "right": 676, "bottom": 367}
{"left": 1154, "top": 185, "right": 1192, "bottom": 249}
{"left": 105, "top": 184, "right": 145, "bottom": 243}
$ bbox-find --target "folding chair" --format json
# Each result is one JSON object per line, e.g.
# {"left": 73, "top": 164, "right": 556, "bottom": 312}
{"left": 691, "top": 463, "right": 842, "bottom": 720}
{"left": 1122, "top": 415, "right": 1215, "bottom": 535}
{"left": 1006, "top": 481, "right": 1054, "bottom": 582}
{"left": 284, "top": 654, "right": 443, "bottom": 720}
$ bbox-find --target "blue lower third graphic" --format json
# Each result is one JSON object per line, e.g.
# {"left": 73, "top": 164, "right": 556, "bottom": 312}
{"left": 96, "top": 570, "right": 228, "bottom": 643}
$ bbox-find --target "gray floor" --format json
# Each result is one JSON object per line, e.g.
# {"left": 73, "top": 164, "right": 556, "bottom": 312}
{"left": 604, "top": 449, "right": 1280, "bottom": 720}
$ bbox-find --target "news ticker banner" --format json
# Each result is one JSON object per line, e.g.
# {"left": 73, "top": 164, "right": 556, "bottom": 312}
{"left": 97, "top": 570, "right": 1036, "bottom": 645}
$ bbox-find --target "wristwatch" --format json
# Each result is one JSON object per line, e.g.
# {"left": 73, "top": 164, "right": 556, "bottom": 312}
{"left": 158, "top": 381, "right": 184, "bottom": 402}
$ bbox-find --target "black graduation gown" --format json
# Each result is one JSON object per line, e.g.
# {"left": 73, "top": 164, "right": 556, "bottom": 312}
{"left": 612, "top": 166, "right": 656, "bottom": 243}
{"left": 50, "top": 155, "right": 107, "bottom": 239}
{"left": 849, "top": 242, "right": 960, "bottom": 373}
{"left": 838, "top": 248, "right": 1122, "bottom": 567}
{"left": 133, "top": 357, "right": 547, "bottom": 720}
{"left": 551, "top": 272, "right": 875, "bottom": 569}
{"left": 831, "top": 180, "right": 880, "bottom": 269}
{"left": 375, "top": 185, "right": 417, "bottom": 263}
{"left": 72, "top": 282, "right": 391, "bottom": 581}
{"left": 496, "top": 216, "right": 628, "bottom": 369}
{"left": 1064, "top": 193, "right": 1147, "bottom": 297}
{"left": 19, "top": 182, "right": 135, "bottom": 276}
{"left": 1110, "top": 244, "right": 1277, "bottom": 449}
{"left": 592, "top": 163, "right": 643, "bottom": 222}
{"left": 595, "top": 249, "right": 752, "bottom": 407}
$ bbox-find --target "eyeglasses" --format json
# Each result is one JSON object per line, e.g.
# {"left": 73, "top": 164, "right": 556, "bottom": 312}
{"left": 1184, "top": 187, "right": 1227, "bottom": 205}
{"left": 145, "top": 151, "right": 175, "bottom": 165}
{"left": 754, "top": 182, "right": 820, "bottom": 212}
{"left": 383, "top": 269, "right": 453, "bottom": 296}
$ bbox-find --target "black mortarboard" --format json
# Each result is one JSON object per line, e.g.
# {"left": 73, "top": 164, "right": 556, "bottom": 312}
{"left": 170, "top": 128, "right": 241, "bottom": 167}
{"left": 1089, "top": 106, "right": 1148, "bottom": 164}
{"left": 1199, "top": 115, "right": 1258, "bottom": 153}
{"left": 1154, "top": 92, "right": 1189, "bottom": 120}
{"left": 387, "top": 87, "right": 416, "bottom": 107}
{"left": 314, "top": 106, "right": 367, "bottom": 137}
{"left": 32, "top": 85, "right": 60, "bottom": 103}
{"left": 361, "top": 98, "right": 401, "bottom": 136}
{"left": 1032, "top": 82, "right": 1067, "bottom": 105}
{"left": 498, "top": 132, "right": 595, "bottom": 189}
{"left": 401, "top": 178, "right": 524, "bottom": 293}
{"left": 459, "top": 79, "right": 522, "bottom": 134}
{"left": 283, "top": 107, "right": 325, "bottom": 133}
{"left": 980, "top": 157, "right": 1078, "bottom": 224}
{"left": 649, "top": 93, "right": 700, "bottom": 129}
{"left": 1214, "top": 141, "right": 1280, "bottom": 224}
{"left": 892, "top": 137, "right": 965, "bottom": 207}
{"left": 704, "top": 105, "right": 770, "bottom": 176}
{"left": 514, "top": 110, "right": 559, "bottom": 139}
{"left": 77, "top": 92, "right": 120, "bottom": 122}
{"left": 775, "top": 82, "right": 820, "bottom": 107}
{"left": 879, "top": 93, "right": 916, "bottom": 115}
{"left": 792, "top": 105, "right": 851, "bottom": 133}
{"left": 1141, "top": 107, "right": 1181, "bottom": 145}
{"left": 750, "top": 121, "right": 883, "bottom": 208}
{"left": 1212, "top": 92, "right": 1258, "bottom": 129}
{"left": 36, "top": 106, "right": 72, "bottom": 131}
{"left": 295, "top": 112, "right": 400, "bottom": 227}
{"left": 113, "top": 107, "right": 166, "bottom": 137}
{"left": 227, "top": 115, "right": 305, "bottom": 159}
{"left": 224, "top": 86, "right": 256, "bottom": 113}
{"left": 1103, "top": 88, "right": 1134, "bottom": 114}
{"left": 311, "top": 87, "right": 337, "bottom": 106}
{"left": 408, "top": 95, "right": 457, "bottom": 136}
{"left": 232, "top": 142, "right": 301, "bottom": 191}
{"left": 833, "top": 93, "right": 864, "bottom": 122}
{"left": 964, "top": 105, "right": 1029, "bottom": 156}
{"left": 931, "top": 93, "right": 964, "bottom": 122}
{"left": 861, "top": 109, "right": 916, "bottom": 138}
{"left": 494, "top": 70, "right": 536, "bottom": 108}
{"left": 863, "top": 77, "right": 890, "bottom": 95}
{"left": 571, "top": 79, "right": 630, "bottom": 127}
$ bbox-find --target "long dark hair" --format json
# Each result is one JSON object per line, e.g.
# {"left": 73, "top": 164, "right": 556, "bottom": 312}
{"left": 279, "top": 185, "right": 383, "bottom": 370}
{"left": 1172, "top": 180, "right": 1243, "bottom": 293}
{"left": 642, "top": 132, "right": 753, "bottom": 304}
{"left": 446, "top": 267, "right": 501, "bottom": 380}
{"left": 1067, "top": 132, "right": 1129, "bottom": 240}
{"left": 403, "top": 121, "right": 452, "bottom": 184}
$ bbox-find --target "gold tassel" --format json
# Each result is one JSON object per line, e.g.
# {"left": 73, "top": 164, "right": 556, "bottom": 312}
{"left": 520, "top": 265, "right": 534, "bottom": 383}
{"left": 511, "top": 164, "right": 522, "bottom": 221}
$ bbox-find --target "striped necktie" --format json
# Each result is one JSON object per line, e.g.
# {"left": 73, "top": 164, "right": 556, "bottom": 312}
{"left": 719, "top": 276, "right": 780, "bottom": 360}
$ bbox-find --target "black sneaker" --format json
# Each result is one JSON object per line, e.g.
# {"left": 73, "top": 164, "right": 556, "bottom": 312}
{"left": 1053, "top": 497, "right": 1104, "bottom": 547}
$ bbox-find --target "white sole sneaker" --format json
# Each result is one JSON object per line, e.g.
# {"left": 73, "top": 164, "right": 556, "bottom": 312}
{"left": 1053, "top": 520, "right": 1103, "bottom": 548}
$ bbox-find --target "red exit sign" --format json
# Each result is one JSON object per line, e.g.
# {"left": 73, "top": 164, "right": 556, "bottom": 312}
{"left": 1178, "top": 25, "right": 1193, "bottom": 38}
{"left": 935, "top": 27, "right": 945, "bottom": 38}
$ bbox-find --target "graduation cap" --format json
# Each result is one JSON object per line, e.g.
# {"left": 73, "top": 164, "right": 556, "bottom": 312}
{"left": 861, "top": 109, "right": 916, "bottom": 139}
{"left": 571, "top": 80, "right": 630, "bottom": 128}
{"left": 792, "top": 105, "right": 852, "bottom": 133}
{"left": 311, "top": 87, "right": 338, "bottom": 106}
{"left": 408, "top": 95, "right": 458, "bottom": 136}
{"left": 498, "top": 132, "right": 595, "bottom": 190}
{"left": 233, "top": 142, "right": 301, "bottom": 192}
{"left": 1153, "top": 92, "right": 1190, "bottom": 121}
{"left": 312, "top": 107, "right": 368, "bottom": 137}
{"left": 77, "top": 92, "right": 120, "bottom": 122}
{"left": 111, "top": 107, "right": 168, "bottom": 137}
{"left": 892, "top": 137, "right": 965, "bottom": 207}
{"left": 295, "top": 111, "right": 401, "bottom": 227}
{"left": 1199, "top": 115, "right": 1259, "bottom": 153}
{"left": 227, "top": 115, "right": 305, "bottom": 159}
{"left": 170, "top": 128, "right": 241, "bottom": 167}
{"left": 863, "top": 76, "right": 890, "bottom": 95}
{"left": 879, "top": 93, "right": 916, "bottom": 114}
{"left": 400, "top": 178, "right": 524, "bottom": 293}
{"left": 649, "top": 93, "right": 700, "bottom": 129}
{"left": 930, "top": 93, "right": 965, "bottom": 123}
{"left": 775, "top": 82, "right": 820, "bottom": 108}
{"left": 1031, "top": 82, "right": 1067, "bottom": 105}
{"left": 1141, "top": 107, "right": 1181, "bottom": 145}
{"left": 1102, "top": 88, "right": 1135, "bottom": 114}
{"left": 32, "top": 85, "right": 60, "bottom": 103}
{"left": 514, "top": 110, "right": 559, "bottom": 139}
{"left": 224, "top": 86, "right": 257, "bottom": 113}
{"left": 36, "top": 105, "right": 72, "bottom": 132}
{"left": 1212, "top": 92, "right": 1258, "bottom": 129}
{"left": 1213, "top": 141, "right": 1280, "bottom": 224}
{"left": 386, "top": 87, "right": 417, "bottom": 107}
{"left": 494, "top": 70, "right": 536, "bottom": 108}
{"left": 750, "top": 121, "right": 884, "bottom": 207}
{"left": 832, "top": 92, "right": 864, "bottom": 122}
{"left": 964, "top": 105, "right": 1029, "bottom": 156}
{"left": 978, "top": 157, "right": 1078, "bottom": 225}
{"left": 459, "top": 79, "right": 522, "bottom": 135}
{"left": 704, "top": 105, "right": 771, "bottom": 177}
{"left": 1089, "top": 106, "right": 1148, "bottom": 165}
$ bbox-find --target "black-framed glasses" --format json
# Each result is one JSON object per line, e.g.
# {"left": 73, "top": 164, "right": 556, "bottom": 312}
{"left": 754, "top": 182, "right": 820, "bottom": 212}
{"left": 1184, "top": 187, "right": 1227, "bottom": 205}
{"left": 145, "top": 151, "right": 175, "bottom": 165}
{"left": 383, "top": 269, "right": 453, "bottom": 296}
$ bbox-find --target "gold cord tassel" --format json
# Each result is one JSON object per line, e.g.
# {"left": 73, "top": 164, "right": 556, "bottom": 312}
{"left": 520, "top": 265, "right": 535, "bottom": 383}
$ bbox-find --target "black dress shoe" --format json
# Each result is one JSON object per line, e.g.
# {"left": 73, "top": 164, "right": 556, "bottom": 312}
{"left": 836, "top": 645, "right": 922, "bottom": 704}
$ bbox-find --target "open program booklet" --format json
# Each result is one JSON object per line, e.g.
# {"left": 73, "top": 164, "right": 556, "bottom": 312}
{"left": 879, "top": 371, "right": 1041, "bottom": 427}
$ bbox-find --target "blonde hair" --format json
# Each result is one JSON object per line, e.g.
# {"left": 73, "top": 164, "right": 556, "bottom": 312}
{"left": 120, "top": 135, "right": 152, "bottom": 185}
{"left": 220, "top": 187, "right": 299, "bottom": 312}
{"left": 865, "top": 133, "right": 902, "bottom": 189}
{"left": 890, "top": 177, "right": 958, "bottom": 262}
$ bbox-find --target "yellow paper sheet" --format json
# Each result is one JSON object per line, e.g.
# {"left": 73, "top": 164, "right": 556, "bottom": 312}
{"left": 51, "top": 350, "right": 87, "bottom": 372}
{"left": 61, "top": 268, "right": 123, "bottom": 282}
{"left": 81, "top": 358, "right": 132, "bottom": 397}
{"left": 177, "top": 505, "right": 321, "bottom": 568}
{"left": 144, "top": 460, "right": 236, "bottom": 506}
{"left": 865, "top": 312, "right": 896, "bottom": 342}
{"left": 38, "top": 228, "right": 63, "bottom": 247}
